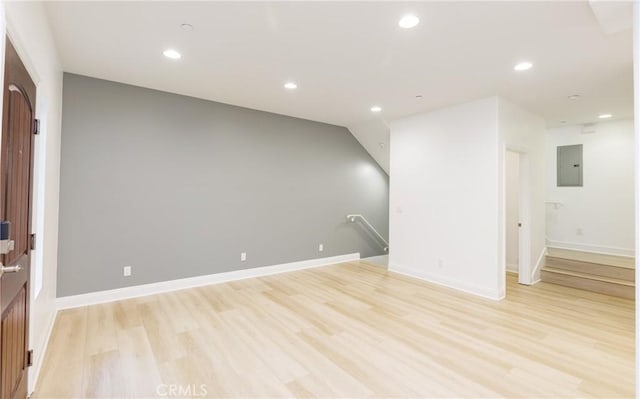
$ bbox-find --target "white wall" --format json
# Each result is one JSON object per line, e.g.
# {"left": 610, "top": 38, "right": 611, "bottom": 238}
{"left": 389, "top": 97, "right": 502, "bottom": 299}
{"left": 505, "top": 150, "right": 519, "bottom": 272}
{"left": 347, "top": 119, "right": 390, "bottom": 174}
{"left": 633, "top": 1, "right": 639, "bottom": 393}
{"left": 0, "top": 1, "right": 63, "bottom": 393}
{"left": 389, "top": 96, "right": 546, "bottom": 299}
{"left": 546, "top": 120, "right": 634, "bottom": 257}
{"left": 498, "top": 98, "right": 546, "bottom": 285}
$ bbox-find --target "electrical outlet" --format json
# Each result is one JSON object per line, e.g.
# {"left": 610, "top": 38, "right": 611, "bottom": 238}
{"left": 318, "top": 244, "right": 324, "bottom": 252}
{"left": 576, "top": 228, "right": 583, "bottom": 236}
{"left": 123, "top": 266, "right": 132, "bottom": 277}
{"left": 438, "top": 259, "right": 444, "bottom": 268}
{"left": 240, "top": 252, "right": 247, "bottom": 261}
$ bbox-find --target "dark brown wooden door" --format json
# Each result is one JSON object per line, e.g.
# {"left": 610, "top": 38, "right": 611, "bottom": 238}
{"left": 0, "top": 38, "right": 36, "bottom": 399}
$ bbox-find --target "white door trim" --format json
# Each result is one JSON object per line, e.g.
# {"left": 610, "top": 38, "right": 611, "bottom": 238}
{"left": 501, "top": 145, "right": 533, "bottom": 294}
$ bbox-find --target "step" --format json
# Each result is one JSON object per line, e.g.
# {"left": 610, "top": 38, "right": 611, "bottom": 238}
{"left": 545, "top": 256, "right": 635, "bottom": 282}
{"left": 546, "top": 247, "right": 634, "bottom": 269}
{"left": 541, "top": 267, "right": 634, "bottom": 300}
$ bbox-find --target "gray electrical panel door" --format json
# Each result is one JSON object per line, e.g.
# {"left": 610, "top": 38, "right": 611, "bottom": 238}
{"left": 557, "top": 144, "right": 583, "bottom": 187}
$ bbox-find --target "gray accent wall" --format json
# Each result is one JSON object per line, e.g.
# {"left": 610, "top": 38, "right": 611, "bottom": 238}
{"left": 57, "top": 73, "right": 389, "bottom": 297}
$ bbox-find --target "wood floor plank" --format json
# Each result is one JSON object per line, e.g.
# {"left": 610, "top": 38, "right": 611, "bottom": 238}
{"left": 115, "top": 325, "right": 163, "bottom": 398}
{"left": 34, "top": 262, "right": 635, "bottom": 398}
{"left": 34, "top": 307, "right": 88, "bottom": 399}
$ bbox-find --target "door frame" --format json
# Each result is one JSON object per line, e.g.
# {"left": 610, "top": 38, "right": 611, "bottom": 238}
{"left": 2, "top": 25, "right": 51, "bottom": 396}
{"left": 501, "top": 145, "right": 533, "bottom": 294}
{"left": 0, "top": 35, "right": 37, "bottom": 399}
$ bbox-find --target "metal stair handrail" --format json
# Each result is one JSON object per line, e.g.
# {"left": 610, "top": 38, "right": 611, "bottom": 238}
{"left": 346, "top": 214, "right": 389, "bottom": 252}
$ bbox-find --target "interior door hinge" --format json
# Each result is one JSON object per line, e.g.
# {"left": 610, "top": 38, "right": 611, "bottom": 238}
{"left": 33, "top": 118, "right": 40, "bottom": 135}
{"left": 27, "top": 349, "right": 33, "bottom": 367}
{"left": 30, "top": 233, "right": 36, "bottom": 251}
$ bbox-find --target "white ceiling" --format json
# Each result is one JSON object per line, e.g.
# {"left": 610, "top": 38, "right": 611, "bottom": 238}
{"left": 44, "top": 1, "right": 633, "bottom": 171}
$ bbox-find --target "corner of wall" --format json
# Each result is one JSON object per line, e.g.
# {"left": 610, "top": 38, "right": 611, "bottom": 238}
{"left": 496, "top": 97, "right": 546, "bottom": 288}
{"left": 346, "top": 120, "right": 390, "bottom": 174}
{"left": 530, "top": 246, "right": 546, "bottom": 283}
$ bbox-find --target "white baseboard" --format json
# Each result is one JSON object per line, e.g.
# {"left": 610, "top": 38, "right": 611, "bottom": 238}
{"left": 506, "top": 263, "right": 519, "bottom": 273}
{"left": 388, "top": 264, "right": 503, "bottom": 300}
{"left": 545, "top": 239, "right": 634, "bottom": 258}
{"left": 29, "top": 309, "right": 57, "bottom": 395}
{"left": 529, "top": 247, "right": 546, "bottom": 283}
{"left": 57, "top": 253, "right": 360, "bottom": 310}
{"left": 361, "top": 255, "right": 389, "bottom": 267}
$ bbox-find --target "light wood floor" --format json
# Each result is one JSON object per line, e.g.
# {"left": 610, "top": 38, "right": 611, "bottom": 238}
{"left": 35, "top": 262, "right": 635, "bottom": 398}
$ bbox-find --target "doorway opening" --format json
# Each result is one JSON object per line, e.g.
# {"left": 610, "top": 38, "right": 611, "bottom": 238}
{"left": 505, "top": 150, "right": 521, "bottom": 277}
{"left": 503, "top": 148, "right": 532, "bottom": 294}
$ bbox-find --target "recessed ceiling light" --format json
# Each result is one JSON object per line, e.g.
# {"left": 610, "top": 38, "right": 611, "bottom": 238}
{"left": 163, "top": 49, "right": 181, "bottom": 59}
{"left": 378, "top": 142, "right": 386, "bottom": 149}
{"left": 398, "top": 14, "right": 420, "bottom": 29}
{"left": 513, "top": 61, "right": 533, "bottom": 71}
{"left": 181, "top": 23, "right": 194, "bottom": 31}
{"left": 370, "top": 106, "right": 382, "bottom": 113}
{"left": 284, "top": 82, "right": 297, "bottom": 90}
{"left": 598, "top": 113, "right": 612, "bottom": 119}
{"left": 568, "top": 94, "right": 580, "bottom": 100}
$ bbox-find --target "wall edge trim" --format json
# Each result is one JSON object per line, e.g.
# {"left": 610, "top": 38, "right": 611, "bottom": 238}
{"left": 29, "top": 307, "right": 57, "bottom": 396}
{"left": 529, "top": 247, "right": 547, "bottom": 283}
